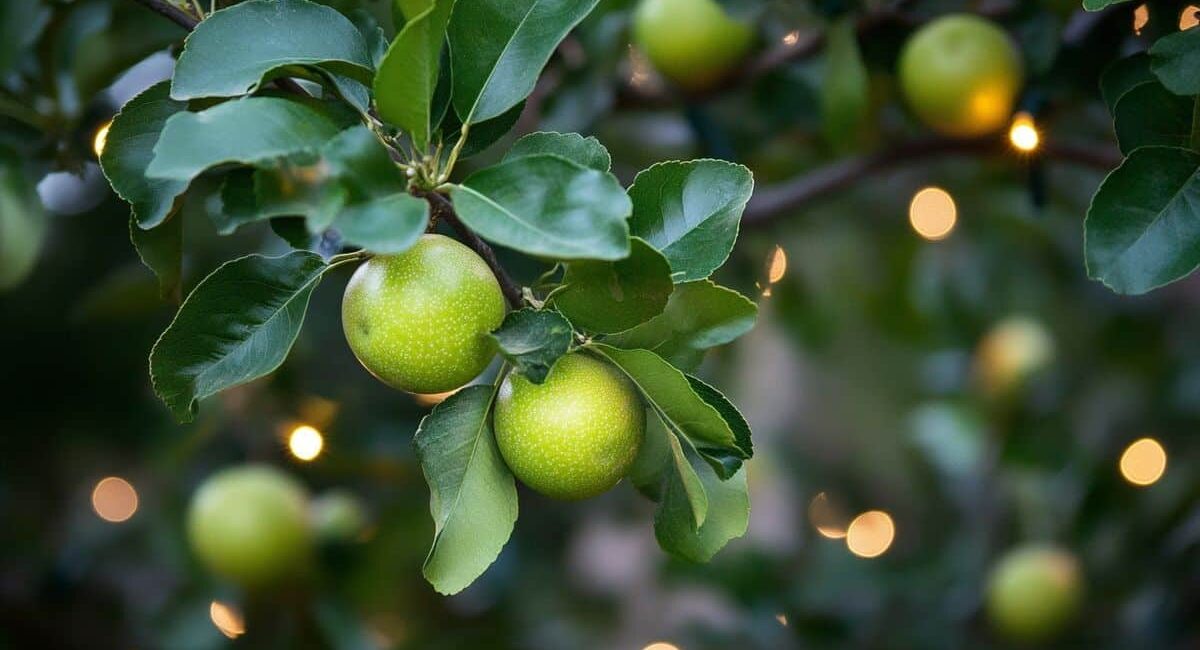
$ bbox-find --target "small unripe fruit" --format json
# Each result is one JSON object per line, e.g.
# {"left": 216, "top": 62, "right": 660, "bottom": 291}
{"left": 494, "top": 353, "right": 645, "bottom": 500}
{"left": 899, "top": 14, "right": 1023, "bottom": 137}
{"left": 633, "top": 0, "right": 754, "bottom": 91}
{"left": 342, "top": 234, "right": 506, "bottom": 394}
{"left": 986, "top": 545, "right": 1083, "bottom": 642}
{"left": 187, "top": 465, "right": 312, "bottom": 587}
{"left": 312, "top": 490, "right": 368, "bottom": 543}
{"left": 975, "top": 316, "right": 1054, "bottom": 397}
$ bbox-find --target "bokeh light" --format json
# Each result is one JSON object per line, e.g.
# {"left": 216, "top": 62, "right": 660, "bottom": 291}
{"left": 643, "top": 643, "right": 680, "bottom": 650}
{"left": 92, "top": 121, "right": 111, "bottom": 158}
{"left": 808, "top": 492, "right": 848, "bottom": 539}
{"left": 1119, "top": 437, "right": 1167, "bottom": 487}
{"left": 1008, "top": 111, "right": 1039, "bottom": 152}
{"left": 846, "top": 510, "right": 895, "bottom": 558}
{"left": 1181, "top": 5, "right": 1199, "bottom": 29}
{"left": 1134, "top": 4, "right": 1149, "bottom": 34}
{"left": 908, "top": 187, "right": 957, "bottom": 241}
{"left": 288, "top": 424, "right": 324, "bottom": 461}
{"left": 91, "top": 476, "right": 138, "bottom": 523}
{"left": 782, "top": 30, "right": 800, "bottom": 46}
{"left": 210, "top": 600, "right": 245, "bottom": 639}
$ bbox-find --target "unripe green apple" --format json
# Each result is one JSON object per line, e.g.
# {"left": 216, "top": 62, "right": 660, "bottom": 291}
{"left": 898, "top": 14, "right": 1023, "bottom": 137}
{"left": 342, "top": 234, "right": 506, "bottom": 394}
{"left": 632, "top": 0, "right": 755, "bottom": 91}
{"left": 187, "top": 465, "right": 312, "bottom": 588}
{"left": 311, "top": 489, "right": 368, "bottom": 543}
{"left": 494, "top": 353, "right": 645, "bottom": 500}
{"left": 975, "top": 316, "right": 1054, "bottom": 397}
{"left": 986, "top": 545, "right": 1083, "bottom": 642}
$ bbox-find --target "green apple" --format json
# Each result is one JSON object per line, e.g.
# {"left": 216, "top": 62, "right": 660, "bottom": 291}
{"left": 494, "top": 353, "right": 645, "bottom": 500}
{"left": 986, "top": 545, "right": 1083, "bottom": 642}
{"left": 187, "top": 465, "right": 312, "bottom": 588}
{"left": 342, "top": 234, "right": 506, "bottom": 394}
{"left": 898, "top": 14, "right": 1023, "bottom": 137}
{"left": 633, "top": 0, "right": 755, "bottom": 91}
{"left": 311, "top": 489, "right": 368, "bottom": 543}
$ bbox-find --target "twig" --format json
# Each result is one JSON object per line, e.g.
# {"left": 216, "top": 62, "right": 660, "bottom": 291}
{"left": 132, "top": 0, "right": 199, "bottom": 29}
{"left": 418, "top": 190, "right": 525, "bottom": 309}
{"left": 743, "top": 136, "right": 1121, "bottom": 226}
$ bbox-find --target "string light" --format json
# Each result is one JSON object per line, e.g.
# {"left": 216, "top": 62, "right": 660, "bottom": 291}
{"left": 210, "top": 601, "right": 246, "bottom": 639}
{"left": 1119, "top": 437, "right": 1167, "bottom": 487}
{"left": 808, "top": 492, "right": 848, "bottom": 539}
{"left": 908, "top": 187, "right": 957, "bottom": 241}
{"left": 92, "top": 121, "right": 111, "bottom": 158}
{"left": 1133, "top": 3, "right": 1149, "bottom": 34}
{"left": 1181, "top": 5, "right": 1199, "bottom": 30}
{"left": 846, "top": 510, "right": 895, "bottom": 558}
{"left": 92, "top": 476, "right": 138, "bottom": 523}
{"left": 760, "top": 245, "right": 788, "bottom": 297}
{"left": 782, "top": 30, "right": 800, "bottom": 46}
{"left": 288, "top": 424, "right": 324, "bottom": 461}
{"left": 1008, "top": 111, "right": 1040, "bottom": 153}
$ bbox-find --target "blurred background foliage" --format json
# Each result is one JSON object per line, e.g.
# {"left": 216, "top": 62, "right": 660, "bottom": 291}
{"left": 1, "top": 0, "right": 1199, "bottom": 648}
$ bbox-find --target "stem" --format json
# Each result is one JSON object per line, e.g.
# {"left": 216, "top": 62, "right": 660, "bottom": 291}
{"left": 132, "top": 0, "right": 199, "bottom": 29}
{"left": 438, "top": 122, "right": 470, "bottom": 184}
{"left": 418, "top": 190, "right": 524, "bottom": 308}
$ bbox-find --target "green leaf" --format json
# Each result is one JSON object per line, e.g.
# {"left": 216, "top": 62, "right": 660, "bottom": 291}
{"left": 332, "top": 193, "right": 429, "bottom": 254}
{"left": 605, "top": 280, "right": 757, "bottom": 371}
{"left": 438, "top": 99, "right": 524, "bottom": 158}
{"left": 1100, "top": 53, "right": 1154, "bottom": 111}
{"left": 99, "top": 82, "right": 188, "bottom": 229}
{"left": 374, "top": 0, "right": 455, "bottom": 150}
{"left": 488, "top": 308, "right": 573, "bottom": 383}
{"left": 149, "top": 251, "right": 329, "bottom": 421}
{"left": 1082, "top": 0, "right": 1132, "bottom": 10}
{"left": 450, "top": 154, "right": 631, "bottom": 260}
{"left": 1113, "top": 82, "right": 1196, "bottom": 155}
{"left": 504, "top": 131, "right": 611, "bottom": 171}
{"left": 1085, "top": 146, "right": 1200, "bottom": 295}
{"left": 448, "top": 0, "right": 599, "bottom": 123}
{"left": 655, "top": 442, "right": 749, "bottom": 563}
{"left": 627, "top": 160, "right": 754, "bottom": 282}
{"left": 129, "top": 213, "right": 182, "bottom": 302}
{"left": 1150, "top": 24, "right": 1200, "bottom": 96}
{"left": 171, "top": 0, "right": 373, "bottom": 100}
{"left": 821, "top": 19, "right": 869, "bottom": 152}
{"left": 0, "top": 0, "right": 49, "bottom": 77}
{"left": 552, "top": 238, "right": 673, "bottom": 333}
{"left": 146, "top": 97, "right": 345, "bottom": 187}
{"left": 413, "top": 384, "right": 518, "bottom": 595}
{"left": 0, "top": 151, "right": 46, "bottom": 291}
{"left": 658, "top": 430, "right": 708, "bottom": 530}
{"left": 587, "top": 344, "right": 745, "bottom": 476}
{"left": 686, "top": 374, "right": 753, "bottom": 461}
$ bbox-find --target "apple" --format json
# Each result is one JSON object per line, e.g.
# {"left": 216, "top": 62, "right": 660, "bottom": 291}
{"left": 898, "top": 14, "right": 1023, "bottom": 137}
{"left": 186, "top": 465, "right": 312, "bottom": 587}
{"left": 632, "top": 0, "right": 755, "bottom": 91}
{"left": 312, "top": 489, "right": 369, "bottom": 543}
{"left": 975, "top": 316, "right": 1054, "bottom": 397}
{"left": 342, "top": 234, "right": 506, "bottom": 394}
{"left": 986, "top": 545, "right": 1083, "bottom": 642}
{"left": 494, "top": 353, "right": 645, "bottom": 500}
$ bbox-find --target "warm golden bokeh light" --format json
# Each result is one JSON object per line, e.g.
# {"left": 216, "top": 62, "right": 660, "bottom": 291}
{"left": 288, "top": 424, "right": 324, "bottom": 461}
{"left": 1181, "top": 5, "right": 1199, "bottom": 30}
{"left": 767, "top": 245, "right": 787, "bottom": 285}
{"left": 782, "top": 30, "right": 800, "bottom": 46}
{"left": 908, "top": 187, "right": 957, "bottom": 241}
{"left": 1008, "top": 111, "right": 1040, "bottom": 153}
{"left": 846, "top": 510, "right": 895, "bottom": 558}
{"left": 776, "top": 613, "right": 789, "bottom": 626}
{"left": 209, "top": 600, "right": 246, "bottom": 639}
{"left": 1119, "top": 437, "right": 1167, "bottom": 487}
{"left": 642, "top": 643, "right": 680, "bottom": 650}
{"left": 92, "top": 121, "right": 111, "bottom": 158}
{"left": 412, "top": 390, "right": 458, "bottom": 408}
{"left": 808, "top": 491, "right": 849, "bottom": 539}
{"left": 91, "top": 476, "right": 138, "bottom": 523}
{"left": 1133, "top": 3, "right": 1149, "bottom": 34}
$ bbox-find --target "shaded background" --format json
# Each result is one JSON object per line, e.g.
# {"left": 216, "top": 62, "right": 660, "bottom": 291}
{"left": 2, "top": 0, "right": 1198, "bottom": 648}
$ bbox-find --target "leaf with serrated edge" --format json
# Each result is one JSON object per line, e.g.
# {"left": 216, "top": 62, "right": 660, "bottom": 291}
{"left": 655, "top": 438, "right": 749, "bottom": 563}
{"left": 99, "top": 81, "right": 188, "bottom": 229}
{"left": 552, "top": 238, "right": 673, "bottom": 333}
{"left": 333, "top": 193, "right": 429, "bottom": 254}
{"left": 414, "top": 384, "right": 518, "bottom": 595}
{"left": 1112, "top": 81, "right": 1195, "bottom": 155}
{"left": 129, "top": 213, "right": 182, "bottom": 301}
{"left": 1149, "top": 24, "right": 1200, "bottom": 96}
{"left": 504, "top": 131, "right": 611, "bottom": 172}
{"left": 488, "top": 309, "right": 573, "bottom": 384}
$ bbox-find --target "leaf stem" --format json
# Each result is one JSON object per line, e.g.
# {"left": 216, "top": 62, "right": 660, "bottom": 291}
{"left": 437, "top": 122, "right": 470, "bottom": 184}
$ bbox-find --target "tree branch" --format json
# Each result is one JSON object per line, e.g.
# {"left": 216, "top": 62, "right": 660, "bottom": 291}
{"left": 419, "top": 191, "right": 525, "bottom": 309}
{"left": 743, "top": 136, "right": 1121, "bottom": 227}
{"left": 132, "top": 0, "right": 198, "bottom": 29}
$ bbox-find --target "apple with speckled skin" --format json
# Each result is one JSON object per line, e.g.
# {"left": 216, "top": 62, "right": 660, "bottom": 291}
{"left": 187, "top": 465, "right": 312, "bottom": 588}
{"left": 494, "top": 353, "right": 645, "bottom": 500}
{"left": 633, "top": 0, "right": 754, "bottom": 91}
{"left": 342, "top": 234, "right": 506, "bottom": 394}
{"left": 986, "top": 545, "right": 1083, "bottom": 642}
{"left": 899, "top": 14, "right": 1023, "bottom": 137}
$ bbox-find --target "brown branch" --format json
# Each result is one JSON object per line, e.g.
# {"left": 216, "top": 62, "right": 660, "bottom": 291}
{"left": 419, "top": 191, "right": 525, "bottom": 309}
{"left": 132, "top": 0, "right": 199, "bottom": 29}
{"left": 743, "top": 136, "right": 1121, "bottom": 227}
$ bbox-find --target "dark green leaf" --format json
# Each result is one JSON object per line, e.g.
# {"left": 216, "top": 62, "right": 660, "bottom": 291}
{"left": 149, "top": 252, "right": 329, "bottom": 421}
{"left": 438, "top": 100, "right": 524, "bottom": 158}
{"left": 627, "top": 159, "right": 754, "bottom": 282}
{"left": 605, "top": 280, "right": 757, "bottom": 371}
{"left": 1082, "top": 0, "right": 1132, "bottom": 10}
{"left": 332, "top": 193, "right": 429, "bottom": 254}
{"left": 450, "top": 154, "right": 631, "bottom": 260}
{"left": 99, "top": 82, "right": 188, "bottom": 229}
{"left": 413, "top": 384, "right": 518, "bottom": 595}
{"left": 504, "top": 131, "right": 611, "bottom": 171}
{"left": 1150, "top": 24, "right": 1200, "bottom": 96}
{"left": 655, "top": 439, "right": 748, "bottom": 563}
{"left": 448, "top": 0, "right": 599, "bottom": 123}
{"left": 0, "top": 0, "right": 48, "bottom": 77}
{"left": 552, "top": 238, "right": 673, "bottom": 333}
{"left": 1085, "top": 146, "right": 1200, "bottom": 294}
{"left": 1100, "top": 53, "right": 1154, "bottom": 111}
{"left": 171, "top": 0, "right": 373, "bottom": 100}
{"left": 374, "top": 0, "right": 455, "bottom": 150}
{"left": 146, "top": 97, "right": 345, "bottom": 187}
{"left": 488, "top": 308, "right": 573, "bottom": 383}
{"left": 0, "top": 151, "right": 46, "bottom": 291}
{"left": 821, "top": 19, "right": 869, "bottom": 152}
{"left": 657, "top": 429, "right": 708, "bottom": 530}
{"left": 129, "top": 213, "right": 182, "bottom": 302}
{"left": 686, "top": 374, "right": 753, "bottom": 460}
{"left": 1113, "top": 82, "right": 1196, "bottom": 154}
